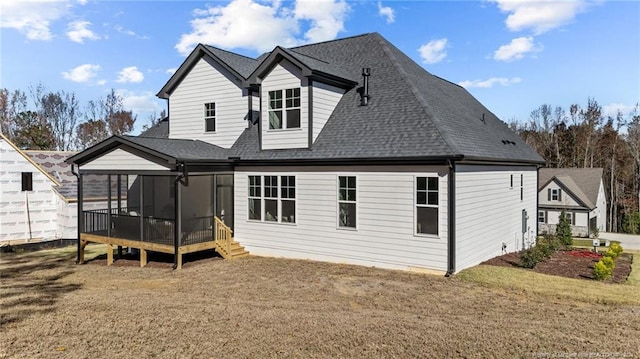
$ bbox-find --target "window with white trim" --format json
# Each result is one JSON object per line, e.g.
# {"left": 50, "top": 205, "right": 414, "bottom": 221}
{"left": 248, "top": 176, "right": 261, "bottom": 220}
{"left": 268, "top": 88, "right": 300, "bottom": 129}
{"left": 264, "top": 176, "right": 278, "bottom": 222}
{"left": 338, "top": 176, "right": 356, "bottom": 228}
{"left": 247, "top": 175, "right": 296, "bottom": 223}
{"left": 416, "top": 177, "right": 439, "bottom": 235}
{"left": 204, "top": 102, "right": 216, "bottom": 132}
{"left": 551, "top": 188, "right": 560, "bottom": 201}
{"left": 538, "top": 210, "right": 546, "bottom": 223}
{"left": 562, "top": 211, "right": 574, "bottom": 225}
{"left": 520, "top": 174, "right": 524, "bottom": 201}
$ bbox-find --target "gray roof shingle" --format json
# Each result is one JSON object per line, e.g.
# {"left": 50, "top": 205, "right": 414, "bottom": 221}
{"left": 139, "top": 117, "right": 169, "bottom": 138}
{"left": 538, "top": 168, "right": 604, "bottom": 209}
{"left": 121, "top": 136, "right": 229, "bottom": 161}
{"left": 204, "top": 45, "right": 259, "bottom": 79}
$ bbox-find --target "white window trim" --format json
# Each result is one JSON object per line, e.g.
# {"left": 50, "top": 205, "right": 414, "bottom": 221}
{"left": 414, "top": 175, "right": 440, "bottom": 238}
{"left": 246, "top": 174, "right": 297, "bottom": 225}
{"left": 538, "top": 210, "right": 546, "bottom": 223}
{"left": 551, "top": 188, "right": 560, "bottom": 201}
{"left": 336, "top": 174, "right": 357, "bottom": 230}
{"left": 204, "top": 102, "right": 216, "bottom": 133}
{"left": 268, "top": 88, "right": 301, "bottom": 130}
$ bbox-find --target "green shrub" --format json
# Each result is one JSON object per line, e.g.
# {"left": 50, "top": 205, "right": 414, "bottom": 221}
{"left": 593, "top": 259, "right": 612, "bottom": 280}
{"left": 601, "top": 255, "right": 615, "bottom": 270}
{"left": 520, "top": 237, "right": 557, "bottom": 269}
{"left": 604, "top": 248, "right": 618, "bottom": 260}
{"left": 609, "top": 243, "right": 623, "bottom": 257}
{"left": 556, "top": 210, "right": 573, "bottom": 247}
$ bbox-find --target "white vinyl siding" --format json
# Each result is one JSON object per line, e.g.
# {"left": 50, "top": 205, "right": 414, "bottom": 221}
{"left": 169, "top": 56, "right": 247, "bottom": 148}
{"left": 261, "top": 61, "right": 309, "bottom": 149}
{"left": 312, "top": 82, "right": 344, "bottom": 142}
{"left": 538, "top": 180, "right": 581, "bottom": 207}
{"left": 81, "top": 148, "right": 168, "bottom": 171}
{"left": 455, "top": 165, "right": 538, "bottom": 271}
{"left": 234, "top": 165, "right": 449, "bottom": 272}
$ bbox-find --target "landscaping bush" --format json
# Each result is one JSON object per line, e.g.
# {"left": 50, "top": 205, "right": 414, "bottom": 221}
{"left": 593, "top": 259, "right": 612, "bottom": 280}
{"left": 601, "top": 255, "right": 615, "bottom": 270}
{"left": 609, "top": 243, "right": 623, "bottom": 257}
{"left": 604, "top": 248, "right": 618, "bottom": 260}
{"left": 519, "top": 236, "right": 558, "bottom": 269}
{"left": 556, "top": 210, "right": 573, "bottom": 247}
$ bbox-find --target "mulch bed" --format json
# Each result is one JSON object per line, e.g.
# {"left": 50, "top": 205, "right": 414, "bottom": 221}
{"left": 483, "top": 248, "right": 633, "bottom": 283}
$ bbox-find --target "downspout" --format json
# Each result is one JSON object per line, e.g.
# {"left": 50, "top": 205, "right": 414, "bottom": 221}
{"left": 172, "top": 163, "right": 188, "bottom": 270}
{"left": 445, "top": 159, "right": 456, "bottom": 277}
{"left": 71, "top": 164, "right": 82, "bottom": 264}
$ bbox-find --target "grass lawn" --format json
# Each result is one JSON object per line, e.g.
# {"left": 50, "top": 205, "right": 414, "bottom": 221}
{"left": 1, "top": 245, "right": 639, "bottom": 358}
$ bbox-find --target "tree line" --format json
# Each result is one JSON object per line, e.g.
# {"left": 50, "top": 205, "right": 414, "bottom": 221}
{"left": 0, "top": 85, "right": 138, "bottom": 151}
{"left": 510, "top": 98, "right": 640, "bottom": 234}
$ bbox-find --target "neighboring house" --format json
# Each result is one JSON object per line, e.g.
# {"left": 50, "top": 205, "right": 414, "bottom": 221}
{"left": 538, "top": 168, "right": 607, "bottom": 237}
{"left": 0, "top": 133, "right": 109, "bottom": 245}
{"left": 67, "top": 33, "right": 545, "bottom": 273}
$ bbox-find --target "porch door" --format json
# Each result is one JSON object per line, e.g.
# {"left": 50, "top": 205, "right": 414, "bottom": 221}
{"left": 215, "top": 174, "right": 234, "bottom": 232}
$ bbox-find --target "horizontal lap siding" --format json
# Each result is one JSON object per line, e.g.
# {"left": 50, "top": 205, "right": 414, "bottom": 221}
{"left": 455, "top": 165, "right": 537, "bottom": 271}
{"left": 234, "top": 166, "right": 448, "bottom": 271}
{"left": 170, "top": 57, "right": 247, "bottom": 148}
{"left": 312, "top": 82, "right": 344, "bottom": 142}
{"left": 539, "top": 180, "right": 580, "bottom": 207}
{"left": 261, "top": 62, "right": 309, "bottom": 149}
{"left": 81, "top": 148, "right": 167, "bottom": 171}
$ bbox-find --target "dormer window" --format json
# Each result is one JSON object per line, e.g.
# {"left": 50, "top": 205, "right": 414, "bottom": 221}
{"left": 268, "top": 88, "right": 300, "bottom": 129}
{"left": 204, "top": 102, "right": 216, "bottom": 132}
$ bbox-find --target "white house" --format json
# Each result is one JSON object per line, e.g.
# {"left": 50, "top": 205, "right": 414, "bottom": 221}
{"left": 0, "top": 133, "right": 109, "bottom": 245}
{"left": 67, "top": 33, "right": 545, "bottom": 274}
{"left": 538, "top": 168, "right": 607, "bottom": 237}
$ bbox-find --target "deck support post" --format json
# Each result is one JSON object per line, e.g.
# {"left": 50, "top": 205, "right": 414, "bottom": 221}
{"left": 106, "top": 244, "right": 114, "bottom": 266}
{"left": 140, "top": 248, "right": 147, "bottom": 267}
{"left": 79, "top": 239, "right": 88, "bottom": 264}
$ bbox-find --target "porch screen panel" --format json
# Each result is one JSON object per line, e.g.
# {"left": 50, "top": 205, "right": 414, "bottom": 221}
{"left": 180, "top": 175, "right": 214, "bottom": 244}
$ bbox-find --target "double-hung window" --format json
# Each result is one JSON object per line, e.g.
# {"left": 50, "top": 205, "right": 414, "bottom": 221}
{"left": 268, "top": 88, "right": 300, "bottom": 129}
{"left": 563, "top": 212, "right": 574, "bottom": 225}
{"left": 551, "top": 188, "right": 560, "bottom": 201}
{"left": 338, "top": 176, "right": 356, "bottom": 228}
{"left": 248, "top": 176, "right": 261, "bottom": 220}
{"left": 416, "top": 176, "right": 438, "bottom": 235}
{"left": 538, "top": 211, "right": 546, "bottom": 223}
{"left": 204, "top": 102, "right": 216, "bottom": 132}
{"left": 247, "top": 175, "right": 296, "bottom": 224}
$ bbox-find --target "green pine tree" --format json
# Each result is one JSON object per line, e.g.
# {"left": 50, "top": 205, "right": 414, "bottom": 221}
{"left": 556, "top": 209, "right": 573, "bottom": 247}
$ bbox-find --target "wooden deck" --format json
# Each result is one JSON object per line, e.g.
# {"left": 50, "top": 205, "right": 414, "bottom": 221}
{"left": 80, "top": 218, "right": 247, "bottom": 269}
{"left": 80, "top": 233, "right": 218, "bottom": 269}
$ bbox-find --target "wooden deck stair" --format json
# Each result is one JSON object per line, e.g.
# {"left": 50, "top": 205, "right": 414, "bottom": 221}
{"left": 214, "top": 217, "right": 249, "bottom": 259}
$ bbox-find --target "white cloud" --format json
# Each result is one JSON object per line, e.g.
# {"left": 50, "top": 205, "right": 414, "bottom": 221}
{"left": 294, "top": 0, "right": 349, "bottom": 43}
{"left": 493, "top": 36, "right": 541, "bottom": 62}
{"left": 166, "top": 67, "right": 178, "bottom": 75}
{"left": 377, "top": 2, "right": 395, "bottom": 24}
{"left": 175, "top": 0, "right": 349, "bottom": 55}
{"left": 458, "top": 77, "right": 522, "bottom": 89}
{"left": 66, "top": 20, "right": 100, "bottom": 43}
{"left": 0, "top": 0, "right": 72, "bottom": 40}
{"left": 62, "top": 64, "right": 101, "bottom": 83}
{"left": 117, "top": 66, "right": 144, "bottom": 83}
{"left": 603, "top": 103, "right": 637, "bottom": 119}
{"left": 96, "top": 79, "right": 107, "bottom": 86}
{"left": 114, "top": 24, "right": 149, "bottom": 39}
{"left": 491, "top": 0, "right": 589, "bottom": 35}
{"left": 418, "top": 38, "right": 448, "bottom": 64}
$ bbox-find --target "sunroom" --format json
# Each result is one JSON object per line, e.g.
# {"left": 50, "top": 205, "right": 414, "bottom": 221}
{"left": 66, "top": 136, "right": 247, "bottom": 269}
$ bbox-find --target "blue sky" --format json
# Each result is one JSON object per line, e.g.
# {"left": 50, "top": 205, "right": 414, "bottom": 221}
{"left": 1, "top": 0, "right": 638, "bottom": 134}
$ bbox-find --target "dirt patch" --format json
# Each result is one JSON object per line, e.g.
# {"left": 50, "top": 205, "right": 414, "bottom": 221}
{"left": 1, "top": 250, "right": 639, "bottom": 358}
{"left": 483, "top": 249, "right": 633, "bottom": 283}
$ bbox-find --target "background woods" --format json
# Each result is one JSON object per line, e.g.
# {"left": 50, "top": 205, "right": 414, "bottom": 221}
{"left": 0, "top": 85, "right": 138, "bottom": 151}
{"left": 510, "top": 99, "right": 640, "bottom": 234}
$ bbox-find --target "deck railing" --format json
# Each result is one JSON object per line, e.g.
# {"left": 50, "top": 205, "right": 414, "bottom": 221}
{"left": 214, "top": 216, "right": 233, "bottom": 256}
{"left": 81, "top": 209, "right": 218, "bottom": 247}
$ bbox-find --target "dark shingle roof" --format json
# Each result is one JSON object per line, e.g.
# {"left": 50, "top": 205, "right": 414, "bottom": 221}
{"left": 228, "top": 33, "right": 544, "bottom": 163}
{"left": 139, "top": 117, "right": 169, "bottom": 138}
{"left": 204, "top": 45, "right": 259, "bottom": 79}
{"left": 538, "top": 168, "right": 604, "bottom": 209}
{"left": 121, "top": 136, "right": 229, "bottom": 161}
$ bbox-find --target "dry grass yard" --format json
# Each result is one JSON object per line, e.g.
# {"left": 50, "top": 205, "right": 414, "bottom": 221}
{"left": 1, "top": 245, "right": 639, "bottom": 358}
